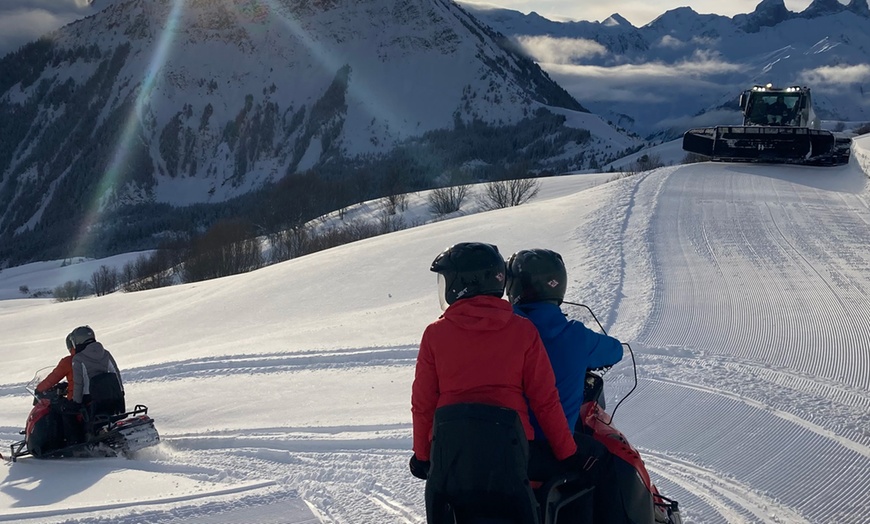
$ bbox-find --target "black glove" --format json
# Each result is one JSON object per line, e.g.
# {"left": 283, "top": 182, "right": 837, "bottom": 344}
{"left": 562, "top": 450, "right": 600, "bottom": 473}
{"left": 409, "top": 454, "right": 430, "bottom": 480}
{"left": 60, "top": 398, "right": 84, "bottom": 415}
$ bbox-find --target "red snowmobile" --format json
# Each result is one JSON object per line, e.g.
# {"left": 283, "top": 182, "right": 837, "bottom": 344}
{"left": 2, "top": 368, "right": 160, "bottom": 462}
{"left": 420, "top": 305, "right": 682, "bottom": 524}
{"left": 577, "top": 369, "right": 681, "bottom": 524}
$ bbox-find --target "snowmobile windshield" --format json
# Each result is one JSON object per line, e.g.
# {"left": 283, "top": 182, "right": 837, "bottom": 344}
{"left": 561, "top": 303, "right": 606, "bottom": 335}
{"left": 26, "top": 366, "right": 54, "bottom": 396}
{"left": 437, "top": 273, "right": 449, "bottom": 311}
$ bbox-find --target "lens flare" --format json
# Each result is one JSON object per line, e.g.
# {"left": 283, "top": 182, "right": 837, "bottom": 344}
{"left": 72, "top": 0, "right": 185, "bottom": 257}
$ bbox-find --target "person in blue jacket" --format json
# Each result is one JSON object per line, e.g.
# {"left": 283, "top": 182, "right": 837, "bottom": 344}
{"left": 506, "top": 248, "right": 623, "bottom": 437}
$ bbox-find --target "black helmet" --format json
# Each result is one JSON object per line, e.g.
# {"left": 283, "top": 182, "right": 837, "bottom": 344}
{"left": 506, "top": 249, "right": 568, "bottom": 305}
{"left": 430, "top": 242, "right": 506, "bottom": 308}
{"left": 66, "top": 325, "right": 96, "bottom": 352}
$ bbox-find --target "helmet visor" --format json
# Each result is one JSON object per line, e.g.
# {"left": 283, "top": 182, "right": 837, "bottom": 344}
{"left": 437, "top": 273, "right": 450, "bottom": 311}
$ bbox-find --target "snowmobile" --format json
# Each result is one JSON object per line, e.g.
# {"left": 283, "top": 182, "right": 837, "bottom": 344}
{"left": 2, "top": 369, "right": 160, "bottom": 462}
{"left": 682, "top": 84, "right": 852, "bottom": 166}
{"left": 421, "top": 304, "right": 682, "bottom": 524}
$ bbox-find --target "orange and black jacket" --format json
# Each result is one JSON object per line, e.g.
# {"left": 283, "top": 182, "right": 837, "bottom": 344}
{"left": 35, "top": 355, "right": 74, "bottom": 400}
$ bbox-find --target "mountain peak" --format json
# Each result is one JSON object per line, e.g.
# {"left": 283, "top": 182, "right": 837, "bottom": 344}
{"left": 735, "top": 0, "right": 793, "bottom": 32}
{"left": 799, "top": 0, "right": 847, "bottom": 18}
{"left": 847, "top": 0, "right": 870, "bottom": 17}
{"left": 602, "top": 13, "right": 632, "bottom": 27}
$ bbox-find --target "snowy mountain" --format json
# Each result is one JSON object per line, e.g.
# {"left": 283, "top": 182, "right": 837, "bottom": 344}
{"left": 0, "top": 0, "right": 641, "bottom": 266}
{"left": 1, "top": 137, "right": 869, "bottom": 523}
{"left": 463, "top": 0, "right": 870, "bottom": 137}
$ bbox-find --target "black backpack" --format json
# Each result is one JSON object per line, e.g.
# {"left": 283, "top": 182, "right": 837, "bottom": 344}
{"left": 86, "top": 372, "right": 125, "bottom": 421}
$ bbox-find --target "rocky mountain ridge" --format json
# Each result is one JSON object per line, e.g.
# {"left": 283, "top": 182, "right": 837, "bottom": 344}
{"left": 0, "top": 0, "right": 639, "bottom": 264}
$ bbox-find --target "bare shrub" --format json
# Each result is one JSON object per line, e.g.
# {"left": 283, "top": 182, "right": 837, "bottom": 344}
{"left": 19, "top": 285, "right": 29, "bottom": 295}
{"left": 269, "top": 226, "right": 312, "bottom": 263}
{"left": 681, "top": 152, "right": 708, "bottom": 165}
{"left": 428, "top": 184, "right": 471, "bottom": 216}
{"left": 381, "top": 193, "right": 409, "bottom": 216}
{"left": 627, "top": 153, "right": 666, "bottom": 174}
{"left": 300, "top": 220, "right": 377, "bottom": 255}
{"left": 122, "top": 251, "right": 176, "bottom": 292}
{"left": 380, "top": 166, "right": 408, "bottom": 216}
{"left": 378, "top": 210, "right": 406, "bottom": 233}
{"left": 91, "top": 265, "right": 119, "bottom": 296}
{"left": 53, "top": 280, "right": 92, "bottom": 302}
{"left": 476, "top": 178, "right": 541, "bottom": 211}
{"left": 271, "top": 213, "right": 411, "bottom": 263}
{"left": 182, "top": 220, "right": 263, "bottom": 283}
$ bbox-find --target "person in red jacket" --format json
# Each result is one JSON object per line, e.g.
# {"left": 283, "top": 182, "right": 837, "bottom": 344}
{"left": 410, "top": 242, "right": 602, "bottom": 483}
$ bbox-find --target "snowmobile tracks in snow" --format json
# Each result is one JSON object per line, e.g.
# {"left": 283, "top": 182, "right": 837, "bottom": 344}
{"left": 0, "top": 481, "right": 295, "bottom": 523}
{"left": 122, "top": 346, "right": 419, "bottom": 383}
{"left": 0, "top": 347, "right": 419, "bottom": 399}
{"left": 642, "top": 452, "right": 811, "bottom": 524}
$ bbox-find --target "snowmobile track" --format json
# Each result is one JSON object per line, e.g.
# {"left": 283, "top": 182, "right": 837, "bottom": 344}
{"left": 643, "top": 452, "right": 810, "bottom": 524}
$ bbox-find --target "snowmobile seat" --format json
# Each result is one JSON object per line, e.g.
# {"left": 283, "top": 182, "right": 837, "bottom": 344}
{"left": 425, "top": 403, "right": 540, "bottom": 524}
{"left": 536, "top": 472, "right": 595, "bottom": 524}
{"left": 84, "top": 372, "right": 125, "bottom": 431}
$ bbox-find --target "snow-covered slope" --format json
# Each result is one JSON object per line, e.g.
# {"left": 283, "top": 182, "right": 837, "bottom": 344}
{"left": 1, "top": 140, "right": 869, "bottom": 522}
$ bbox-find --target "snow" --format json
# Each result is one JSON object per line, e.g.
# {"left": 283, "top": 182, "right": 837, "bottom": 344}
{"left": 1, "top": 136, "right": 870, "bottom": 522}
{"left": 0, "top": 253, "right": 153, "bottom": 301}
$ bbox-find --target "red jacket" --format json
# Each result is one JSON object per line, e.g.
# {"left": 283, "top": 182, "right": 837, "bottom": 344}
{"left": 36, "top": 355, "right": 74, "bottom": 400}
{"left": 412, "top": 295, "right": 577, "bottom": 461}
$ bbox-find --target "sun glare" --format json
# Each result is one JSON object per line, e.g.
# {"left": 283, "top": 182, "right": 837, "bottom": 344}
{"left": 73, "top": 0, "right": 402, "bottom": 256}
{"left": 72, "top": 0, "right": 186, "bottom": 257}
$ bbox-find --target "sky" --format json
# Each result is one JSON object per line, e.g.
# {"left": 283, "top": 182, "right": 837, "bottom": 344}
{"left": 0, "top": 135, "right": 869, "bottom": 522}
{"left": 0, "top": 0, "right": 844, "bottom": 58}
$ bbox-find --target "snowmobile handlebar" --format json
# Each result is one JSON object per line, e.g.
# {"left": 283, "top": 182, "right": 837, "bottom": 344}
{"left": 32, "top": 382, "right": 69, "bottom": 405}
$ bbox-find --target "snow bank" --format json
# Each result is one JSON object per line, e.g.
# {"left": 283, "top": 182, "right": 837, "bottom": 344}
{"left": 852, "top": 133, "right": 870, "bottom": 180}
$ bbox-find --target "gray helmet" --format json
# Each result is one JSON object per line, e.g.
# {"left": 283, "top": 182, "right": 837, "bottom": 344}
{"left": 66, "top": 325, "right": 96, "bottom": 352}
{"left": 506, "top": 249, "right": 568, "bottom": 305}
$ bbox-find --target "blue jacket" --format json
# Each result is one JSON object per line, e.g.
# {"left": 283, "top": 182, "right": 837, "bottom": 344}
{"left": 515, "top": 302, "right": 623, "bottom": 439}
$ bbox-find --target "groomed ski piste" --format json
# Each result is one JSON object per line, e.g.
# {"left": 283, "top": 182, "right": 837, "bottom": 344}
{"left": 1, "top": 134, "right": 869, "bottom": 523}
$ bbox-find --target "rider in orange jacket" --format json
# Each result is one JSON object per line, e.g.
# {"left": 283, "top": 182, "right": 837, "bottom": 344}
{"left": 36, "top": 351, "right": 75, "bottom": 400}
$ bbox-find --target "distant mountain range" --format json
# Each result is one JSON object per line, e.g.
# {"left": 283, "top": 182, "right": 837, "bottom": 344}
{"left": 0, "top": 0, "right": 640, "bottom": 265}
{"left": 462, "top": 0, "right": 870, "bottom": 136}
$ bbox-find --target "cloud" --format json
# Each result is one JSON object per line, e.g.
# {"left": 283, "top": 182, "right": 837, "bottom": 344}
{"left": 798, "top": 64, "right": 870, "bottom": 85}
{"left": 515, "top": 35, "right": 608, "bottom": 64}
{"left": 0, "top": 0, "right": 92, "bottom": 11}
{"left": 657, "top": 108, "right": 743, "bottom": 130}
{"left": 655, "top": 35, "right": 685, "bottom": 49}
{"left": 0, "top": 10, "right": 65, "bottom": 54}
{"left": 538, "top": 53, "right": 743, "bottom": 103}
{"left": 0, "top": 1, "right": 95, "bottom": 57}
